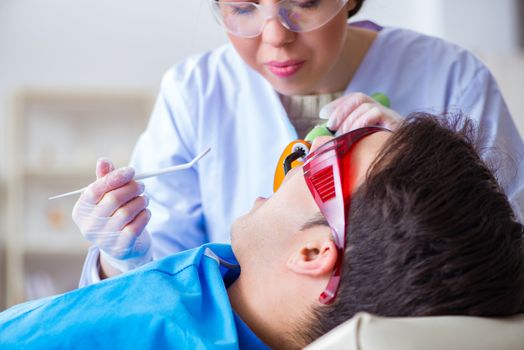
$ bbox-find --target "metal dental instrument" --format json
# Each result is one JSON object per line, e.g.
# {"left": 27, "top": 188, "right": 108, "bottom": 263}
{"left": 48, "top": 147, "right": 212, "bottom": 200}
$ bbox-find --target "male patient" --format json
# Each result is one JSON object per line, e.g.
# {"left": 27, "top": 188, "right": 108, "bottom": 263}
{"left": 1, "top": 114, "right": 523, "bottom": 349}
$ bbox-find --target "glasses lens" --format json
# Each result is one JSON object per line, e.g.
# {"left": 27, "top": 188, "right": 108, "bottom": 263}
{"left": 210, "top": 0, "right": 348, "bottom": 37}
{"left": 304, "top": 145, "right": 346, "bottom": 247}
{"left": 278, "top": 0, "right": 347, "bottom": 33}
{"left": 210, "top": 1, "right": 263, "bottom": 38}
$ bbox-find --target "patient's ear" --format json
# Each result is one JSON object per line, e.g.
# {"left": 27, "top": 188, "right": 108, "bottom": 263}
{"left": 286, "top": 240, "right": 338, "bottom": 277}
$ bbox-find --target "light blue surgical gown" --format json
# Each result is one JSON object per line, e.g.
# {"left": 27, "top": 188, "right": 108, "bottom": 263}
{"left": 0, "top": 244, "right": 269, "bottom": 350}
{"left": 80, "top": 21, "right": 524, "bottom": 285}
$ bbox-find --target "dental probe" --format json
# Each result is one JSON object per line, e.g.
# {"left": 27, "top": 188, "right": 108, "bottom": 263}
{"left": 48, "top": 147, "right": 211, "bottom": 200}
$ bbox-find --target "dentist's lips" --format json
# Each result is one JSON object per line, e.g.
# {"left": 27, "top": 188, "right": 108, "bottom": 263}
{"left": 265, "top": 60, "right": 305, "bottom": 78}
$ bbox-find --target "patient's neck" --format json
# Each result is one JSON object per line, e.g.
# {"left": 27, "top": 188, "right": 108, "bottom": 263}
{"left": 227, "top": 276, "right": 305, "bottom": 350}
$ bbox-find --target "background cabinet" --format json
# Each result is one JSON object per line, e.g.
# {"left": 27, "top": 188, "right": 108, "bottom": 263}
{"left": 0, "top": 181, "right": 6, "bottom": 311}
{"left": 4, "top": 90, "right": 151, "bottom": 308}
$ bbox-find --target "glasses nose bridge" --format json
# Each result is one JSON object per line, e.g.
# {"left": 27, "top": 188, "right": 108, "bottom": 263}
{"left": 258, "top": 1, "right": 291, "bottom": 32}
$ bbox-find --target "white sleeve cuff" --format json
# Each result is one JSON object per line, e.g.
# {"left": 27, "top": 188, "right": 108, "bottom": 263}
{"left": 79, "top": 246, "right": 102, "bottom": 287}
{"left": 99, "top": 247, "right": 153, "bottom": 274}
{"left": 79, "top": 243, "right": 153, "bottom": 288}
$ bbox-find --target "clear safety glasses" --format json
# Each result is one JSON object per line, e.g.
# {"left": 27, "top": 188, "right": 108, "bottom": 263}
{"left": 300, "top": 127, "right": 389, "bottom": 304}
{"left": 209, "top": 0, "right": 349, "bottom": 38}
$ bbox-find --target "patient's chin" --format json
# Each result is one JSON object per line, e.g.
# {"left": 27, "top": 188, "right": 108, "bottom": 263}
{"left": 230, "top": 218, "right": 244, "bottom": 250}
{"left": 230, "top": 214, "right": 255, "bottom": 257}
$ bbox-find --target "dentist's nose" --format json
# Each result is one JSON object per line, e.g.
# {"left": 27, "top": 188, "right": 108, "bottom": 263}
{"left": 261, "top": 16, "right": 295, "bottom": 47}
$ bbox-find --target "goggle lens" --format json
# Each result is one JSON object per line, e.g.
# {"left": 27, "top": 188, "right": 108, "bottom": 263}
{"left": 210, "top": 0, "right": 349, "bottom": 38}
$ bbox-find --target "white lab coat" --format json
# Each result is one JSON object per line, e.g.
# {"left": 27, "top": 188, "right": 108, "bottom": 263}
{"left": 80, "top": 24, "right": 524, "bottom": 285}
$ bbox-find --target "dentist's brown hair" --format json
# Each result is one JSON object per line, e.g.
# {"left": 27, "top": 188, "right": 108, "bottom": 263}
{"left": 348, "top": 0, "right": 366, "bottom": 18}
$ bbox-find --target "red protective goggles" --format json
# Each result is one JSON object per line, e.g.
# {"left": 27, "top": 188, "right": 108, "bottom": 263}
{"left": 275, "top": 126, "right": 390, "bottom": 304}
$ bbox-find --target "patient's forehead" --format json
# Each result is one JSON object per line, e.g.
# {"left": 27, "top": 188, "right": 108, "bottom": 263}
{"left": 310, "top": 131, "right": 392, "bottom": 190}
{"left": 349, "top": 131, "right": 392, "bottom": 189}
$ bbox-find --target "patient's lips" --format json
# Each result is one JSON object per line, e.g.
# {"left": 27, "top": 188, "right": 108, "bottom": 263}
{"left": 245, "top": 196, "right": 268, "bottom": 215}
{"left": 254, "top": 196, "right": 268, "bottom": 205}
{"left": 252, "top": 196, "right": 268, "bottom": 210}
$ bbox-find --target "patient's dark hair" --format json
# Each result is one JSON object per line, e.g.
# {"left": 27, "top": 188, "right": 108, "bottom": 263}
{"left": 301, "top": 113, "right": 524, "bottom": 345}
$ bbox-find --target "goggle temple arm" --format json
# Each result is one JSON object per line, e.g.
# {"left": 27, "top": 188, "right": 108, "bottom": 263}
{"left": 284, "top": 148, "right": 307, "bottom": 175}
{"left": 304, "top": 156, "right": 346, "bottom": 304}
{"left": 304, "top": 126, "right": 391, "bottom": 304}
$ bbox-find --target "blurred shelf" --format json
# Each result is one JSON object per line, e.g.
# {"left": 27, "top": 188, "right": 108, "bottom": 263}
{"left": 23, "top": 162, "right": 130, "bottom": 178}
{"left": 5, "top": 89, "right": 151, "bottom": 308}
{"left": 24, "top": 239, "right": 90, "bottom": 256}
{"left": 24, "top": 168, "right": 95, "bottom": 180}
{"left": 0, "top": 181, "right": 7, "bottom": 311}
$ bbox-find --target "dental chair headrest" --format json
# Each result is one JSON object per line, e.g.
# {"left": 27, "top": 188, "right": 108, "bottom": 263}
{"left": 306, "top": 312, "right": 524, "bottom": 350}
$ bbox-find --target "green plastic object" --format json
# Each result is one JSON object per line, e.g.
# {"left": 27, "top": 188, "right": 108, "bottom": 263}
{"left": 304, "top": 92, "right": 390, "bottom": 142}
{"left": 304, "top": 123, "right": 333, "bottom": 142}
{"left": 371, "top": 92, "right": 390, "bottom": 108}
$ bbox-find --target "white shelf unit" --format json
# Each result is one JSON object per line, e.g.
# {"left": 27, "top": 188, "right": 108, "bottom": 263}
{"left": 5, "top": 90, "right": 151, "bottom": 308}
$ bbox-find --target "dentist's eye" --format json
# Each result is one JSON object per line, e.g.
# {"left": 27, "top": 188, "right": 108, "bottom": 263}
{"left": 291, "top": 0, "right": 321, "bottom": 9}
{"left": 230, "top": 5, "right": 256, "bottom": 15}
{"left": 224, "top": 1, "right": 258, "bottom": 15}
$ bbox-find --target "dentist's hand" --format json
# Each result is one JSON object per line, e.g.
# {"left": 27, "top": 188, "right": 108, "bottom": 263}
{"left": 320, "top": 93, "right": 403, "bottom": 134}
{"left": 72, "top": 158, "right": 152, "bottom": 279}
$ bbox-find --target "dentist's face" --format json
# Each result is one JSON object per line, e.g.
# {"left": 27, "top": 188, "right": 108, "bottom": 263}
{"left": 227, "top": 0, "right": 351, "bottom": 96}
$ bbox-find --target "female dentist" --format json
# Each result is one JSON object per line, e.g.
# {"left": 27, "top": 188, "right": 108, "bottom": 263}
{"left": 74, "top": 0, "right": 524, "bottom": 283}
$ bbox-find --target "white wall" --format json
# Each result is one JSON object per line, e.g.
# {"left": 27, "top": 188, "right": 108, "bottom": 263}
{"left": 355, "top": 0, "right": 520, "bottom": 54}
{"left": 0, "top": 0, "right": 228, "bottom": 178}
{"left": 1, "top": 0, "right": 522, "bottom": 179}
{"left": 440, "top": 0, "right": 520, "bottom": 54}
{"left": 0, "top": 0, "right": 226, "bottom": 90}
